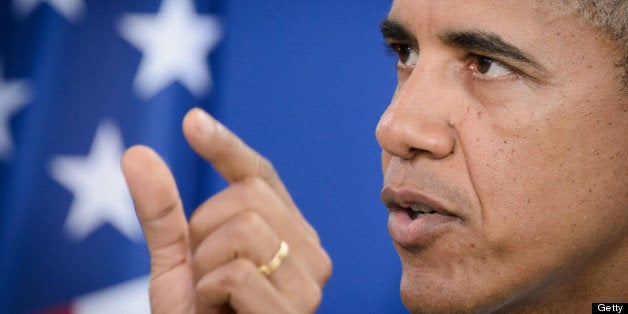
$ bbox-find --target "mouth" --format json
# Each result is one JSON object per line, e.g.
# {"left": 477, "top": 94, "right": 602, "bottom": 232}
{"left": 382, "top": 186, "right": 461, "bottom": 248}
{"left": 407, "top": 203, "right": 437, "bottom": 219}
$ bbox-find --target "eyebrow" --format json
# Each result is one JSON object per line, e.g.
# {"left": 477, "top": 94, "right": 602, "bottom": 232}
{"left": 440, "top": 31, "right": 543, "bottom": 69}
{"left": 380, "top": 19, "right": 418, "bottom": 47}
{"left": 380, "top": 18, "right": 544, "bottom": 70}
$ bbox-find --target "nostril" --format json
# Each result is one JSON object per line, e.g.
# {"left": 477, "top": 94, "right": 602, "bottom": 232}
{"left": 378, "top": 124, "right": 456, "bottom": 160}
{"left": 406, "top": 146, "right": 452, "bottom": 160}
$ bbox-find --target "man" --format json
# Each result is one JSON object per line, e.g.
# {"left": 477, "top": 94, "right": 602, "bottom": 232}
{"left": 121, "top": 0, "right": 627, "bottom": 312}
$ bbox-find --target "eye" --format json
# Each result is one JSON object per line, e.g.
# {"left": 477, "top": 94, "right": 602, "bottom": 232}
{"left": 469, "top": 55, "right": 514, "bottom": 79}
{"left": 386, "top": 43, "right": 418, "bottom": 67}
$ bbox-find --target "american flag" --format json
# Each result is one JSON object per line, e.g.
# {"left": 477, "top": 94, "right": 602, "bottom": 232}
{"left": 0, "top": 0, "right": 406, "bottom": 313}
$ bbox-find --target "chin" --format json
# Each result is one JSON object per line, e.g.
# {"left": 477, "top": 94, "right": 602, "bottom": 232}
{"left": 399, "top": 271, "right": 460, "bottom": 313}
{"left": 400, "top": 283, "right": 465, "bottom": 313}
{"left": 398, "top": 268, "right": 506, "bottom": 314}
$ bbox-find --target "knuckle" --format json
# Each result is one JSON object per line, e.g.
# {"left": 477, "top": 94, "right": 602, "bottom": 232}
{"left": 305, "top": 225, "right": 322, "bottom": 244}
{"left": 318, "top": 250, "right": 333, "bottom": 284}
{"left": 306, "top": 246, "right": 333, "bottom": 286}
{"left": 309, "top": 286, "right": 323, "bottom": 313}
{"left": 234, "top": 177, "right": 274, "bottom": 207}
{"left": 255, "top": 155, "right": 276, "bottom": 179}
{"left": 239, "top": 176, "right": 269, "bottom": 194}
{"left": 194, "top": 259, "right": 258, "bottom": 307}
{"left": 220, "top": 258, "right": 257, "bottom": 290}
{"left": 323, "top": 258, "right": 333, "bottom": 283}
{"left": 299, "top": 281, "right": 323, "bottom": 313}
{"left": 188, "top": 209, "right": 206, "bottom": 247}
{"left": 228, "top": 210, "right": 265, "bottom": 243}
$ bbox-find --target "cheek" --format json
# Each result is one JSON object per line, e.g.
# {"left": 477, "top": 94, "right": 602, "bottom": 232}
{"left": 470, "top": 137, "right": 550, "bottom": 241}
{"left": 461, "top": 99, "right": 628, "bottom": 269}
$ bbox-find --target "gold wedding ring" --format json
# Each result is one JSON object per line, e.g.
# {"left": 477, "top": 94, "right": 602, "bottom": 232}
{"left": 259, "top": 241, "right": 289, "bottom": 277}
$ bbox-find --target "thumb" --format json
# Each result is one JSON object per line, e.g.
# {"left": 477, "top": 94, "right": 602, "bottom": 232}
{"left": 121, "top": 145, "right": 190, "bottom": 276}
{"left": 122, "top": 146, "right": 194, "bottom": 312}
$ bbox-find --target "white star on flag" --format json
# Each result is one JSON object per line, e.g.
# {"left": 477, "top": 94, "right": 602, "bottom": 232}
{"left": 12, "top": 0, "right": 86, "bottom": 22}
{"left": 0, "top": 64, "right": 30, "bottom": 161}
{"left": 50, "top": 121, "right": 142, "bottom": 242}
{"left": 118, "top": 0, "right": 221, "bottom": 99}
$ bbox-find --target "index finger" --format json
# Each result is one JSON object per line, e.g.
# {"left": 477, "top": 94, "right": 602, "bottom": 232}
{"left": 182, "top": 108, "right": 294, "bottom": 206}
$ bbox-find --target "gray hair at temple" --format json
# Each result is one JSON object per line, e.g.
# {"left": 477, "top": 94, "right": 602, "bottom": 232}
{"left": 573, "top": 0, "right": 627, "bottom": 87}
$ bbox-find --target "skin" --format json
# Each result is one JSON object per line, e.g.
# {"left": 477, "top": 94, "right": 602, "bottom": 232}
{"left": 377, "top": 0, "right": 627, "bottom": 312}
{"left": 121, "top": 0, "right": 627, "bottom": 313}
{"left": 122, "top": 109, "right": 331, "bottom": 313}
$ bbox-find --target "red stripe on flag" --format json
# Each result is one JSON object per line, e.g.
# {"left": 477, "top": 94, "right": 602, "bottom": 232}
{"left": 31, "top": 303, "right": 73, "bottom": 314}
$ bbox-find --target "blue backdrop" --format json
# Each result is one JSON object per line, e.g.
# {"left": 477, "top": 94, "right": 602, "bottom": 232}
{"left": 0, "top": 1, "right": 405, "bottom": 313}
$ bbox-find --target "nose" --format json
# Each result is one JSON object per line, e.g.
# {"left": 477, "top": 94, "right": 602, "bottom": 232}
{"left": 375, "top": 67, "right": 456, "bottom": 161}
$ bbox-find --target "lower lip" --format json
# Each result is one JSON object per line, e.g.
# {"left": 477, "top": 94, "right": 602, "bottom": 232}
{"left": 388, "top": 210, "right": 458, "bottom": 247}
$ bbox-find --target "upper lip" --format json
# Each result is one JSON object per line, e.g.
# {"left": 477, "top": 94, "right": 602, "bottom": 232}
{"left": 381, "top": 185, "right": 457, "bottom": 218}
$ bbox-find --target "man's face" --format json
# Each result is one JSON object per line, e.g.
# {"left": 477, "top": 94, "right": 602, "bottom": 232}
{"left": 376, "top": 0, "right": 627, "bottom": 312}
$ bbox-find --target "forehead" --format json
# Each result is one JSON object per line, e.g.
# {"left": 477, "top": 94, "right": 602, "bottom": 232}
{"left": 387, "top": 0, "right": 573, "bottom": 38}
{"left": 385, "top": 0, "right": 612, "bottom": 84}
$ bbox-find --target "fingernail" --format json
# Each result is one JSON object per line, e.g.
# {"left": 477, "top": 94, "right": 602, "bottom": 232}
{"left": 194, "top": 108, "right": 216, "bottom": 134}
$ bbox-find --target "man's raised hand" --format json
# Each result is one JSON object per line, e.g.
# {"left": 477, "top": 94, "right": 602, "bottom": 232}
{"left": 121, "top": 108, "right": 332, "bottom": 313}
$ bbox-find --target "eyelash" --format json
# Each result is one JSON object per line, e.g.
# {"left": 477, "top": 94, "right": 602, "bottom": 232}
{"left": 384, "top": 42, "right": 414, "bottom": 59}
{"left": 468, "top": 54, "right": 518, "bottom": 79}
{"left": 384, "top": 42, "right": 402, "bottom": 57}
{"left": 384, "top": 42, "right": 519, "bottom": 79}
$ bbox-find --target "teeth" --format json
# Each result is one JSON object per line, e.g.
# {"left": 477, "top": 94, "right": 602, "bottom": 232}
{"left": 410, "top": 204, "right": 434, "bottom": 214}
